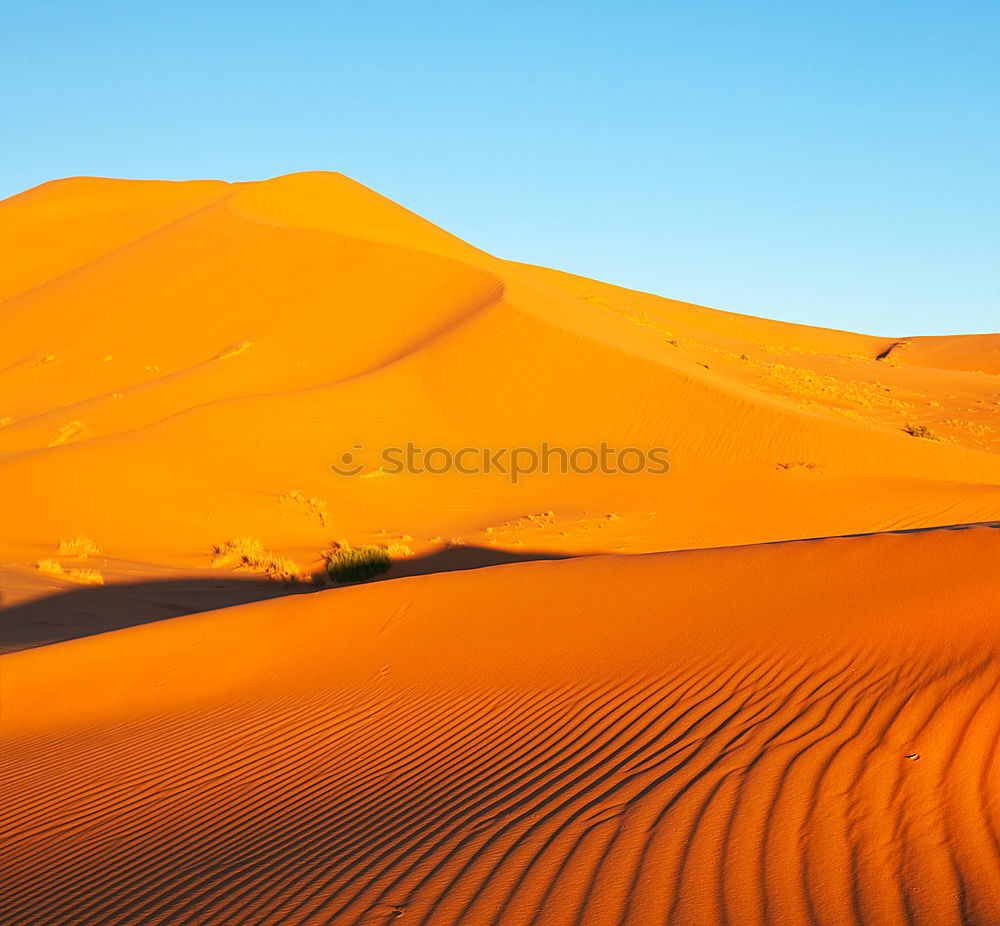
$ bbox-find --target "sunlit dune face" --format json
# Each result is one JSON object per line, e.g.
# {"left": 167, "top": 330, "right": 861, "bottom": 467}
{"left": 0, "top": 172, "right": 998, "bottom": 623}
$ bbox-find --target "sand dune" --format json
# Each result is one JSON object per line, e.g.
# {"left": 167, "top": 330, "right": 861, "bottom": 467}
{"left": 1, "top": 173, "right": 998, "bottom": 924}
{"left": 877, "top": 334, "right": 1000, "bottom": 376}
{"left": 4, "top": 525, "right": 1000, "bottom": 924}
{"left": 0, "top": 172, "right": 998, "bottom": 612}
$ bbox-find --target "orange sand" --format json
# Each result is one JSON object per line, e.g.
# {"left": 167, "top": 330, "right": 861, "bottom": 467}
{"left": 4, "top": 527, "right": 1000, "bottom": 924}
{"left": 1, "top": 173, "right": 998, "bottom": 924}
{"left": 1, "top": 172, "right": 998, "bottom": 598}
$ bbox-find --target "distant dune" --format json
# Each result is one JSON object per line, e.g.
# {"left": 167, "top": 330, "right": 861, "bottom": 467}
{"left": 1, "top": 173, "right": 998, "bottom": 924}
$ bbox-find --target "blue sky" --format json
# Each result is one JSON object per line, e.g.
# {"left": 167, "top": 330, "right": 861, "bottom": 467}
{"left": 3, "top": 1, "right": 997, "bottom": 336}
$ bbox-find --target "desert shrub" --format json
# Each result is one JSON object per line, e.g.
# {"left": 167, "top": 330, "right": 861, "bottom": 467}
{"left": 902, "top": 423, "right": 941, "bottom": 441}
{"left": 37, "top": 558, "right": 64, "bottom": 575}
{"left": 325, "top": 545, "right": 392, "bottom": 583}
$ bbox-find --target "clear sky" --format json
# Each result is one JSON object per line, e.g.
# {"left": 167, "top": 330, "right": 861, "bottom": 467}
{"left": 3, "top": 1, "right": 997, "bottom": 336}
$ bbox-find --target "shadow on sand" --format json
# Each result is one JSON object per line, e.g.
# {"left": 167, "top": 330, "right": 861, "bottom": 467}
{"left": 0, "top": 545, "right": 573, "bottom": 653}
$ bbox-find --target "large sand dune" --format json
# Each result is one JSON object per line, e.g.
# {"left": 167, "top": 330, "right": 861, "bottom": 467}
{"left": 1, "top": 172, "right": 998, "bottom": 611}
{"left": 1, "top": 173, "right": 998, "bottom": 924}
{"left": 4, "top": 526, "right": 1000, "bottom": 924}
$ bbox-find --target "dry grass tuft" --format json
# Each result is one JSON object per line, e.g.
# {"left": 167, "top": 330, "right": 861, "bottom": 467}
{"left": 49, "top": 421, "right": 88, "bottom": 447}
{"left": 211, "top": 536, "right": 265, "bottom": 568}
{"left": 58, "top": 536, "right": 101, "bottom": 558}
{"left": 211, "top": 537, "right": 300, "bottom": 582}
{"left": 65, "top": 569, "right": 104, "bottom": 585}
{"left": 261, "top": 557, "right": 300, "bottom": 583}
{"left": 38, "top": 559, "right": 104, "bottom": 583}
{"left": 217, "top": 340, "right": 251, "bottom": 360}
{"left": 279, "top": 489, "right": 327, "bottom": 526}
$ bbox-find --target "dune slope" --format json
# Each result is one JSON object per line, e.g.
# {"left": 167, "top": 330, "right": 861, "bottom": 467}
{"left": 2, "top": 172, "right": 998, "bottom": 924}
{"left": 3, "top": 525, "right": 1000, "bottom": 925}
{"left": 0, "top": 172, "right": 998, "bottom": 617}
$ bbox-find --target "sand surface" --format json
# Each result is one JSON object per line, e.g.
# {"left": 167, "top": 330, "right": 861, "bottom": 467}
{"left": 1, "top": 173, "right": 998, "bottom": 924}
{"left": 4, "top": 527, "right": 1000, "bottom": 924}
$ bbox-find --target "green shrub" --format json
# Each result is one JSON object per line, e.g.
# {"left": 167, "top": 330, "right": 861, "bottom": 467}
{"left": 325, "top": 545, "right": 392, "bottom": 583}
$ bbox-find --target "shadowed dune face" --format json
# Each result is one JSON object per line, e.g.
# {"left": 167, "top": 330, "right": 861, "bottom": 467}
{"left": 3, "top": 527, "right": 1000, "bottom": 925}
{"left": 0, "top": 546, "right": 570, "bottom": 653}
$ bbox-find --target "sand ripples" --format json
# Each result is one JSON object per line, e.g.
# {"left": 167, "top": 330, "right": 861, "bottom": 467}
{"left": 5, "top": 642, "right": 1000, "bottom": 925}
